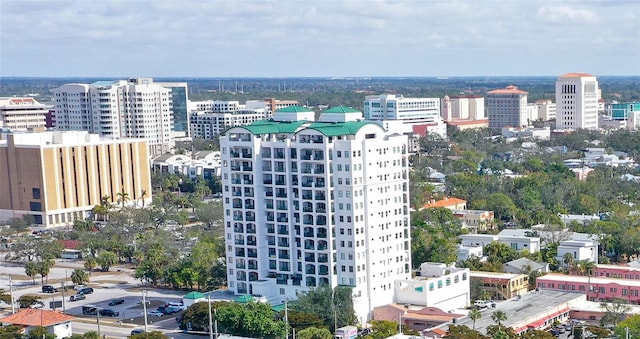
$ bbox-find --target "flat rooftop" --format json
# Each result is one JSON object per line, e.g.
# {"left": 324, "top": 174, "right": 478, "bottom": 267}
{"left": 538, "top": 273, "right": 640, "bottom": 287}
{"left": 455, "top": 290, "right": 585, "bottom": 334}
{"left": 470, "top": 271, "right": 525, "bottom": 279}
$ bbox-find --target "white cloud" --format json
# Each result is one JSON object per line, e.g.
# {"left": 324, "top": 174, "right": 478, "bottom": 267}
{"left": 537, "top": 4, "right": 599, "bottom": 23}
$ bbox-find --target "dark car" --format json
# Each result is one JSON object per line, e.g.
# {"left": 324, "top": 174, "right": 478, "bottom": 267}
{"left": 157, "top": 306, "right": 176, "bottom": 315}
{"left": 70, "top": 294, "right": 86, "bottom": 301}
{"left": 108, "top": 298, "right": 125, "bottom": 306}
{"left": 79, "top": 287, "right": 94, "bottom": 295}
{"left": 99, "top": 309, "right": 119, "bottom": 317}
{"left": 131, "top": 329, "right": 145, "bottom": 335}
{"left": 42, "top": 285, "right": 57, "bottom": 293}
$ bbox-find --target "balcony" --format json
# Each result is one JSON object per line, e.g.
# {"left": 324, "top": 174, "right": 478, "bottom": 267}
{"left": 303, "top": 219, "right": 313, "bottom": 225}
{"left": 274, "top": 166, "right": 285, "bottom": 172}
{"left": 305, "top": 267, "right": 316, "bottom": 275}
{"left": 246, "top": 227, "right": 256, "bottom": 234}
{"left": 304, "top": 231, "right": 314, "bottom": 237}
{"left": 264, "top": 179, "right": 273, "bottom": 185}
{"left": 230, "top": 151, "right": 240, "bottom": 158}
{"left": 245, "top": 215, "right": 256, "bottom": 222}
{"left": 245, "top": 204, "right": 255, "bottom": 210}
{"left": 301, "top": 167, "right": 312, "bottom": 174}
{"left": 275, "top": 180, "right": 285, "bottom": 186}
{"left": 276, "top": 192, "right": 287, "bottom": 198}
{"left": 266, "top": 191, "right": 274, "bottom": 197}
{"left": 233, "top": 215, "right": 243, "bottom": 221}
{"left": 318, "top": 254, "right": 328, "bottom": 263}
{"left": 279, "top": 253, "right": 290, "bottom": 260}
{"left": 266, "top": 203, "right": 274, "bottom": 209}
{"left": 235, "top": 239, "right": 245, "bottom": 245}
{"left": 317, "top": 232, "right": 328, "bottom": 239}
{"left": 277, "top": 205, "right": 287, "bottom": 210}
{"left": 242, "top": 152, "right": 252, "bottom": 159}
{"left": 277, "top": 227, "right": 288, "bottom": 235}
{"left": 302, "top": 181, "right": 313, "bottom": 187}
{"left": 262, "top": 165, "right": 272, "bottom": 171}
{"left": 233, "top": 203, "right": 242, "bottom": 208}
{"left": 303, "top": 207, "right": 313, "bottom": 212}
{"left": 235, "top": 262, "right": 246, "bottom": 269}
{"left": 277, "top": 217, "right": 289, "bottom": 223}
{"left": 278, "top": 241, "right": 290, "bottom": 247}
{"left": 268, "top": 238, "right": 276, "bottom": 246}
{"left": 243, "top": 180, "right": 254, "bottom": 185}
{"left": 274, "top": 152, "right": 285, "bottom": 159}
{"left": 304, "top": 243, "right": 314, "bottom": 250}
{"left": 242, "top": 166, "right": 253, "bottom": 171}
{"left": 247, "top": 239, "right": 257, "bottom": 246}
{"left": 232, "top": 191, "right": 242, "bottom": 196}
{"left": 315, "top": 194, "right": 326, "bottom": 200}
{"left": 245, "top": 190, "right": 254, "bottom": 197}
{"left": 231, "top": 165, "right": 241, "bottom": 171}
{"left": 248, "top": 263, "right": 258, "bottom": 270}
{"left": 234, "top": 226, "right": 244, "bottom": 233}
{"left": 267, "top": 226, "right": 275, "bottom": 234}
{"left": 247, "top": 250, "right": 258, "bottom": 258}
{"left": 301, "top": 154, "right": 312, "bottom": 160}
{"left": 302, "top": 194, "right": 312, "bottom": 200}
{"left": 232, "top": 179, "right": 241, "bottom": 184}
{"left": 314, "top": 166, "right": 325, "bottom": 174}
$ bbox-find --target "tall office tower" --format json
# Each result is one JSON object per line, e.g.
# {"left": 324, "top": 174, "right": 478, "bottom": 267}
{"left": 363, "top": 94, "right": 446, "bottom": 138}
{"left": 0, "top": 131, "right": 152, "bottom": 227}
{"left": 0, "top": 97, "right": 51, "bottom": 131}
{"left": 50, "top": 78, "right": 174, "bottom": 156}
{"left": 555, "top": 73, "right": 600, "bottom": 130}
{"left": 486, "top": 85, "right": 529, "bottom": 129}
{"left": 156, "top": 81, "right": 189, "bottom": 137}
{"left": 220, "top": 106, "right": 411, "bottom": 323}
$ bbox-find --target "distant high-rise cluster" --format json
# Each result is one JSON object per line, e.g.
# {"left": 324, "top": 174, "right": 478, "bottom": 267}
{"left": 50, "top": 78, "right": 184, "bottom": 156}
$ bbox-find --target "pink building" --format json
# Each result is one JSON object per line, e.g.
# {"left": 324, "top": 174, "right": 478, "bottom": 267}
{"left": 537, "top": 273, "right": 640, "bottom": 304}
{"left": 591, "top": 264, "right": 640, "bottom": 280}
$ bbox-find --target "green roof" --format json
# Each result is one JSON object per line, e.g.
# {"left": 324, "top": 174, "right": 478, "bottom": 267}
{"left": 183, "top": 291, "right": 205, "bottom": 299}
{"left": 239, "top": 120, "right": 309, "bottom": 135}
{"left": 323, "top": 106, "right": 361, "bottom": 114}
{"left": 276, "top": 105, "right": 313, "bottom": 113}
{"left": 235, "top": 295, "right": 255, "bottom": 303}
{"left": 271, "top": 304, "right": 286, "bottom": 312}
{"left": 307, "top": 121, "right": 380, "bottom": 137}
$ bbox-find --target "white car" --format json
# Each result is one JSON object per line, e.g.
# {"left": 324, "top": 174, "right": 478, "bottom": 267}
{"left": 148, "top": 310, "right": 164, "bottom": 317}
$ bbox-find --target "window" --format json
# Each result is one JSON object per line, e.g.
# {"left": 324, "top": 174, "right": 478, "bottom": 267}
{"left": 32, "top": 188, "right": 41, "bottom": 200}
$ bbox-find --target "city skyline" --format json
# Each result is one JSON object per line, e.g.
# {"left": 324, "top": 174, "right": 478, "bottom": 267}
{"left": 1, "top": 0, "right": 639, "bottom": 78}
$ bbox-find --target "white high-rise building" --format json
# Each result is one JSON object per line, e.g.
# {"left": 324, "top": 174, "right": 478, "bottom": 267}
{"left": 221, "top": 105, "right": 411, "bottom": 323}
{"left": 50, "top": 78, "right": 174, "bottom": 156}
{"left": 486, "top": 85, "right": 529, "bottom": 129}
{"left": 363, "top": 94, "right": 446, "bottom": 138}
{"left": 555, "top": 73, "right": 600, "bottom": 130}
{"left": 441, "top": 95, "right": 485, "bottom": 121}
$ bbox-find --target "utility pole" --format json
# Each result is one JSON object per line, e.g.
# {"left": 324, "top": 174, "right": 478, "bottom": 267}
{"left": 142, "top": 289, "right": 149, "bottom": 332}
{"left": 284, "top": 300, "right": 289, "bottom": 339}
{"left": 96, "top": 309, "right": 101, "bottom": 337}
{"left": 9, "top": 276, "right": 15, "bottom": 314}
{"left": 208, "top": 295, "right": 214, "bottom": 339}
{"left": 61, "top": 281, "right": 66, "bottom": 313}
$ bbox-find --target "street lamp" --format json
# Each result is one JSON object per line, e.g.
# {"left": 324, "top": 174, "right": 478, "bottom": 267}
{"left": 142, "top": 289, "right": 149, "bottom": 333}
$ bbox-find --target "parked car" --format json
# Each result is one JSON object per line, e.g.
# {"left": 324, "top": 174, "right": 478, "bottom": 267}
{"left": 42, "top": 285, "right": 57, "bottom": 293}
{"left": 108, "top": 298, "right": 125, "bottom": 306}
{"left": 74, "top": 285, "right": 87, "bottom": 291}
{"left": 148, "top": 310, "right": 164, "bottom": 317}
{"left": 131, "top": 329, "right": 145, "bottom": 335}
{"left": 79, "top": 287, "right": 94, "bottom": 295}
{"left": 99, "top": 309, "right": 119, "bottom": 317}
{"left": 70, "top": 294, "right": 86, "bottom": 301}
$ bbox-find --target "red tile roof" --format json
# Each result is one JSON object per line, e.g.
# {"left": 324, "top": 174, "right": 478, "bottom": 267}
{"left": 422, "top": 197, "right": 467, "bottom": 209}
{"left": 0, "top": 309, "right": 75, "bottom": 327}
{"left": 559, "top": 72, "right": 594, "bottom": 78}
{"left": 59, "top": 240, "right": 81, "bottom": 250}
{"left": 487, "top": 85, "right": 528, "bottom": 95}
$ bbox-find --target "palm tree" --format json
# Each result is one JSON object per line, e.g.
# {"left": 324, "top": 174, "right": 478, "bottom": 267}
{"left": 562, "top": 252, "right": 575, "bottom": 272}
{"left": 491, "top": 310, "right": 507, "bottom": 327}
{"left": 578, "top": 260, "right": 597, "bottom": 297}
{"left": 70, "top": 268, "right": 90, "bottom": 285}
{"left": 116, "top": 189, "right": 130, "bottom": 209}
{"left": 469, "top": 308, "right": 482, "bottom": 330}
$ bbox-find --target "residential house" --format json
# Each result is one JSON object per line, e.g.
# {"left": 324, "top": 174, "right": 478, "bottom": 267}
{"left": 460, "top": 229, "right": 540, "bottom": 254}
{"left": 0, "top": 308, "right": 74, "bottom": 338}
{"left": 451, "top": 209, "right": 495, "bottom": 233}
{"left": 373, "top": 304, "right": 465, "bottom": 332}
{"left": 556, "top": 239, "right": 598, "bottom": 264}
{"left": 457, "top": 244, "right": 483, "bottom": 262}
{"left": 422, "top": 197, "right": 467, "bottom": 210}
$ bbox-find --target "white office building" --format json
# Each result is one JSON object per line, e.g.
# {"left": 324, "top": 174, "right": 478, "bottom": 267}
{"left": 535, "top": 99, "right": 556, "bottom": 121}
{"left": 394, "top": 262, "right": 470, "bottom": 310}
{"left": 486, "top": 85, "right": 529, "bottom": 129}
{"left": 189, "top": 100, "right": 271, "bottom": 139}
{"left": 441, "top": 95, "right": 485, "bottom": 121}
{"left": 555, "top": 73, "right": 600, "bottom": 130}
{"left": 363, "top": 94, "right": 446, "bottom": 138}
{"left": 220, "top": 105, "right": 411, "bottom": 323}
{"left": 50, "top": 78, "right": 174, "bottom": 156}
{"left": 0, "top": 97, "right": 51, "bottom": 131}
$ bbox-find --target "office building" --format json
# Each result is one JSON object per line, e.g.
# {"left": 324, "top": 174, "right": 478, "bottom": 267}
{"left": 486, "top": 85, "right": 529, "bottom": 129}
{"left": 0, "top": 131, "right": 152, "bottom": 227}
{"left": 555, "top": 73, "right": 600, "bottom": 130}
{"left": 156, "top": 81, "right": 189, "bottom": 137}
{"left": 535, "top": 99, "right": 556, "bottom": 121}
{"left": 441, "top": 95, "right": 485, "bottom": 121}
{"left": 0, "top": 97, "right": 51, "bottom": 131}
{"left": 189, "top": 101, "right": 271, "bottom": 139}
{"left": 363, "top": 94, "right": 446, "bottom": 139}
{"left": 264, "top": 98, "right": 299, "bottom": 113}
{"left": 220, "top": 105, "right": 411, "bottom": 323}
{"left": 50, "top": 78, "right": 174, "bottom": 156}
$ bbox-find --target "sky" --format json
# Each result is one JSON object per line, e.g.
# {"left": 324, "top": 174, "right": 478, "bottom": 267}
{"left": 1, "top": 0, "right": 639, "bottom": 77}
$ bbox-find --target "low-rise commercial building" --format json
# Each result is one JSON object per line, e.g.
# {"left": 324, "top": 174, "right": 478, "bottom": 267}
{"left": 0, "top": 308, "right": 75, "bottom": 338}
{"left": 537, "top": 273, "right": 640, "bottom": 303}
{"left": 470, "top": 271, "right": 529, "bottom": 300}
{"left": 394, "top": 263, "right": 470, "bottom": 311}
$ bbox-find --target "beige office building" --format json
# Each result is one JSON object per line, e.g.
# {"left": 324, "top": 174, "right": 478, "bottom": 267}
{"left": 0, "top": 97, "right": 50, "bottom": 131}
{"left": 0, "top": 131, "right": 152, "bottom": 227}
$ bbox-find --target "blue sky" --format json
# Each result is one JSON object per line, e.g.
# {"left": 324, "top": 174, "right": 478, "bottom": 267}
{"left": 1, "top": 0, "right": 639, "bottom": 77}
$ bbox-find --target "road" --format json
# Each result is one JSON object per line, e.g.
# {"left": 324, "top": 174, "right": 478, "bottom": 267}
{"left": 72, "top": 320, "right": 206, "bottom": 339}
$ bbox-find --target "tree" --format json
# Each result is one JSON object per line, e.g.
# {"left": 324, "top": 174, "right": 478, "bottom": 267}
{"left": 562, "top": 253, "right": 575, "bottom": 272}
{"left": 0, "top": 324, "right": 23, "bottom": 339}
{"left": 25, "top": 261, "right": 38, "bottom": 285}
{"left": 17, "top": 295, "right": 41, "bottom": 308}
{"left": 469, "top": 309, "right": 482, "bottom": 330}
{"left": 290, "top": 285, "right": 357, "bottom": 331}
{"left": 68, "top": 332, "right": 100, "bottom": 339}
{"left": 216, "top": 301, "right": 287, "bottom": 337}
{"left": 96, "top": 251, "right": 117, "bottom": 271}
{"left": 8, "top": 214, "right": 34, "bottom": 235}
{"left": 297, "top": 327, "right": 333, "bottom": 339}
{"left": 364, "top": 320, "right": 399, "bottom": 339}
{"left": 70, "top": 268, "right": 90, "bottom": 285}
{"left": 600, "top": 298, "right": 632, "bottom": 328}
{"left": 130, "top": 331, "right": 168, "bottom": 339}
{"left": 36, "top": 259, "right": 55, "bottom": 284}
{"left": 84, "top": 256, "right": 97, "bottom": 273}
{"left": 491, "top": 310, "right": 507, "bottom": 327}
{"left": 140, "top": 189, "right": 148, "bottom": 208}
{"left": 519, "top": 330, "right": 556, "bottom": 338}
{"left": 444, "top": 324, "right": 487, "bottom": 339}
{"left": 73, "top": 219, "right": 94, "bottom": 233}
{"left": 286, "top": 310, "right": 326, "bottom": 332}
{"left": 25, "top": 326, "right": 55, "bottom": 339}
{"left": 116, "top": 189, "right": 130, "bottom": 209}
{"left": 614, "top": 314, "right": 640, "bottom": 339}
